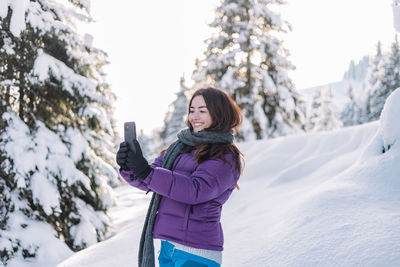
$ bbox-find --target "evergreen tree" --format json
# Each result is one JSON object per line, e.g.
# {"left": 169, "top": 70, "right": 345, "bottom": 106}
{"left": 0, "top": 1, "right": 118, "bottom": 265}
{"left": 367, "top": 36, "right": 400, "bottom": 121}
{"left": 159, "top": 75, "right": 190, "bottom": 147}
{"left": 341, "top": 83, "right": 363, "bottom": 126}
{"left": 191, "top": 0, "right": 304, "bottom": 140}
{"left": 365, "top": 41, "right": 385, "bottom": 121}
{"left": 307, "top": 87, "right": 342, "bottom": 132}
{"left": 305, "top": 89, "right": 322, "bottom": 132}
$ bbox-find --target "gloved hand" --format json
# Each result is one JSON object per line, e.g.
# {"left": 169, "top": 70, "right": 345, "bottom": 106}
{"left": 116, "top": 142, "right": 129, "bottom": 170}
{"left": 126, "top": 140, "right": 152, "bottom": 179}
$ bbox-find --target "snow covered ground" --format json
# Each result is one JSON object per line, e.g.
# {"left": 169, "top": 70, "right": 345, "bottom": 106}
{"left": 56, "top": 90, "right": 400, "bottom": 266}
{"left": 4, "top": 89, "right": 394, "bottom": 267}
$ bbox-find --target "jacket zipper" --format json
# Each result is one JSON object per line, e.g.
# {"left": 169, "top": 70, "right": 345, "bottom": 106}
{"left": 183, "top": 205, "right": 190, "bottom": 230}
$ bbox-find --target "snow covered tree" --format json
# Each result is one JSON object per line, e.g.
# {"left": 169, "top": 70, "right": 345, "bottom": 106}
{"left": 305, "top": 89, "right": 321, "bottom": 132}
{"left": 365, "top": 41, "right": 385, "bottom": 121}
{"left": 159, "top": 75, "right": 190, "bottom": 147}
{"left": 307, "top": 87, "right": 342, "bottom": 132}
{"left": 340, "top": 83, "right": 365, "bottom": 126}
{"left": 191, "top": 0, "right": 304, "bottom": 140}
{"left": 0, "top": 0, "right": 119, "bottom": 265}
{"left": 366, "top": 36, "right": 400, "bottom": 121}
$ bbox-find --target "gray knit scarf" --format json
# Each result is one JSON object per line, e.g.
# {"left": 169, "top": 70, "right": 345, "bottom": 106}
{"left": 138, "top": 128, "right": 233, "bottom": 267}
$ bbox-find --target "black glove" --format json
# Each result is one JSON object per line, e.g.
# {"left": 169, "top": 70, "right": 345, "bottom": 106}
{"left": 126, "top": 140, "right": 152, "bottom": 179}
{"left": 116, "top": 142, "right": 129, "bottom": 170}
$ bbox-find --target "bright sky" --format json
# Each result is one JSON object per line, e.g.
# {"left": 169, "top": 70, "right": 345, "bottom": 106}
{"left": 82, "top": 0, "right": 396, "bottom": 136}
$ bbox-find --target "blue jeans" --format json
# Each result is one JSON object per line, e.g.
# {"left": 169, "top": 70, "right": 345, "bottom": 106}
{"left": 158, "top": 240, "right": 221, "bottom": 267}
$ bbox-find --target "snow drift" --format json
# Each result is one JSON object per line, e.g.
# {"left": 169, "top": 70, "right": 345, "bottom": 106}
{"left": 57, "top": 89, "right": 400, "bottom": 266}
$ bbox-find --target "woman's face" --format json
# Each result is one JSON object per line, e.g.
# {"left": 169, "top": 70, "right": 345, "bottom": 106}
{"left": 188, "top": 95, "right": 213, "bottom": 132}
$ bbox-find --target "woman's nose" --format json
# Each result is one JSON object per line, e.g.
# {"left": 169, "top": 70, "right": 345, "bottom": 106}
{"left": 192, "top": 111, "right": 200, "bottom": 118}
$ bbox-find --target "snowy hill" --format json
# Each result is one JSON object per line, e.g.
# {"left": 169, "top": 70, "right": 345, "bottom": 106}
{"left": 57, "top": 90, "right": 400, "bottom": 267}
{"left": 223, "top": 122, "right": 399, "bottom": 266}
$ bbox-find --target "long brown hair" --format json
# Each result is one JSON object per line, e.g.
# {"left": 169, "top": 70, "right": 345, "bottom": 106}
{"left": 161, "top": 87, "right": 244, "bottom": 187}
{"left": 186, "top": 87, "right": 244, "bottom": 184}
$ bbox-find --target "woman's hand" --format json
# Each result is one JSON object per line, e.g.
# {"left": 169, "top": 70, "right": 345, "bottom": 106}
{"left": 117, "top": 140, "right": 152, "bottom": 179}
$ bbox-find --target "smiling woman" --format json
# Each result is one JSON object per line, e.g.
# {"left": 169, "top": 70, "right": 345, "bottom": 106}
{"left": 189, "top": 95, "right": 213, "bottom": 132}
{"left": 116, "top": 87, "right": 244, "bottom": 266}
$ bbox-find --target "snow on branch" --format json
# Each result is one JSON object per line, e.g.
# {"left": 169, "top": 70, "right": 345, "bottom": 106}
{"left": 32, "top": 49, "right": 109, "bottom": 105}
{"left": 0, "top": 0, "right": 9, "bottom": 19}
{"left": 9, "top": 0, "right": 29, "bottom": 37}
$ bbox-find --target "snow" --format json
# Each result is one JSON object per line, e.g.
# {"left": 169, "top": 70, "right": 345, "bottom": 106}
{"left": 32, "top": 49, "right": 109, "bottom": 105}
{"left": 1, "top": 37, "right": 15, "bottom": 55}
{"left": 1, "top": 111, "right": 117, "bottom": 266}
{"left": 2, "top": 112, "right": 91, "bottom": 189}
{"left": 56, "top": 91, "right": 400, "bottom": 267}
{"left": 9, "top": 0, "right": 29, "bottom": 37}
{"left": 5, "top": 212, "right": 73, "bottom": 267}
{"left": 82, "top": 104, "right": 114, "bottom": 135}
{"left": 0, "top": 0, "right": 8, "bottom": 18}
{"left": 263, "top": 72, "right": 277, "bottom": 94}
{"left": 1, "top": 0, "right": 120, "bottom": 265}
{"left": 379, "top": 87, "right": 400, "bottom": 150}
{"left": 64, "top": 127, "right": 90, "bottom": 163}
{"left": 30, "top": 172, "right": 61, "bottom": 215}
{"left": 84, "top": 33, "right": 94, "bottom": 48}
{"left": 26, "top": 1, "right": 60, "bottom": 34}
{"left": 56, "top": 186, "right": 152, "bottom": 267}
{"left": 70, "top": 199, "right": 103, "bottom": 248}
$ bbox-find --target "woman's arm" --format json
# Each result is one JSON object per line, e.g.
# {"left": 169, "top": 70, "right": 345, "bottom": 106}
{"left": 120, "top": 152, "right": 164, "bottom": 191}
{"left": 143, "top": 155, "right": 237, "bottom": 204}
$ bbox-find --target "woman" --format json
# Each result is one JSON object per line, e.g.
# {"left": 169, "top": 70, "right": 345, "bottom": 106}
{"left": 116, "top": 87, "right": 244, "bottom": 267}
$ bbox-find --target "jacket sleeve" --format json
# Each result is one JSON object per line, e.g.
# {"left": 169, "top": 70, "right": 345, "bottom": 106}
{"left": 119, "top": 152, "right": 164, "bottom": 191}
{"left": 143, "top": 156, "right": 238, "bottom": 205}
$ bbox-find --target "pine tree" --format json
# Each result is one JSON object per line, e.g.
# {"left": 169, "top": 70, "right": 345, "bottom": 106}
{"left": 305, "top": 89, "right": 322, "bottom": 132}
{"left": 341, "top": 83, "right": 363, "bottom": 126}
{"left": 191, "top": 0, "right": 304, "bottom": 140}
{"left": 307, "top": 87, "right": 342, "bottom": 132}
{"left": 367, "top": 36, "right": 400, "bottom": 121}
{"left": 0, "top": 1, "right": 118, "bottom": 264}
{"left": 159, "top": 75, "right": 190, "bottom": 147}
{"left": 365, "top": 41, "right": 385, "bottom": 121}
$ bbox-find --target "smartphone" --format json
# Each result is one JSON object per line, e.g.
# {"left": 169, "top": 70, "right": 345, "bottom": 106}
{"left": 124, "top": 121, "right": 136, "bottom": 153}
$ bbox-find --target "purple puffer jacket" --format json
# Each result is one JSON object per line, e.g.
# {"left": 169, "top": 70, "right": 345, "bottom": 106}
{"left": 120, "top": 150, "right": 239, "bottom": 251}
